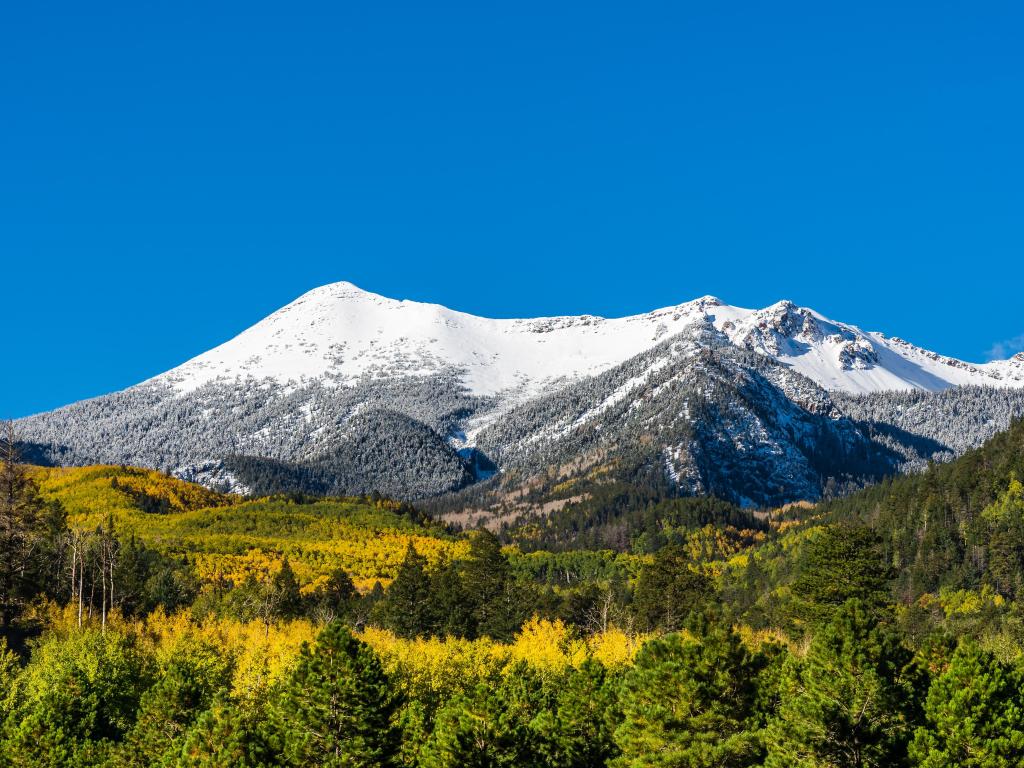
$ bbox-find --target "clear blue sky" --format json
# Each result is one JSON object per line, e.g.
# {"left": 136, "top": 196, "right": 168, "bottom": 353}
{"left": 3, "top": 1, "right": 1023, "bottom": 418}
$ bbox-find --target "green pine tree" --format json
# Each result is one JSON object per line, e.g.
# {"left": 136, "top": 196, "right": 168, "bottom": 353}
{"left": 461, "top": 530, "right": 525, "bottom": 641}
{"left": 764, "top": 599, "right": 922, "bottom": 768}
{"left": 271, "top": 621, "right": 402, "bottom": 768}
{"left": 420, "top": 663, "right": 546, "bottom": 768}
{"left": 631, "top": 544, "right": 713, "bottom": 632}
{"left": 377, "top": 544, "right": 435, "bottom": 638}
{"left": 116, "top": 641, "right": 233, "bottom": 767}
{"left": 530, "top": 659, "right": 618, "bottom": 768}
{"left": 612, "top": 623, "right": 763, "bottom": 767}
{"left": 270, "top": 557, "right": 302, "bottom": 620}
{"left": 310, "top": 567, "right": 357, "bottom": 623}
{"left": 790, "top": 524, "right": 894, "bottom": 628}
{"left": 177, "top": 699, "right": 277, "bottom": 768}
{"left": 428, "top": 558, "right": 474, "bottom": 638}
{"left": 909, "top": 641, "right": 1024, "bottom": 767}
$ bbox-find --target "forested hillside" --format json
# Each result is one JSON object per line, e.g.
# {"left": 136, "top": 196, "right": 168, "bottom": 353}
{"left": 820, "top": 416, "right": 1024, "bottom": 630}
{"left": 6, "top": 420, "right": 1024, "bottom": 766}
{"left": 834, "top": 385, "right": 1024, "bottom": 467}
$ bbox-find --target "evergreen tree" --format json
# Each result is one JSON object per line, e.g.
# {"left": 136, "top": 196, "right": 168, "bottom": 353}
{"left": 531, "top": 660, "right": 618, "bottom": 768}
{"left": 377, "top": 544, "right": 435, "bottom": 638}
{"left": 109, "top": 534, "right": 153, "bottom": 617}
{"left": 0, "top": 423, "right": 61, "bottom": 629}
{"left": 909, "top": 642, "right": 1024, "bottom": 767}
{"left": 350, "top": 580, "right": 387, "bottom": 630}
{"left": 144, "top": 554, "right": 200, "bottom": 614}
{"left": 310, "top": 567, "right": 357, "bottom": 623}
{"left": 765, "top": 599, "right": 922, "bottom": 768}
{"left": 461, "top": 530, "right": 525, "bottom": 641}
{"left": 420, "top": 663, "right": 546, "bottom": 768}
{"left": 271, "top": 621, "right": 401, "bottom": 768}
{"left": 116, "top": 641, "right": 233, "bottom": 767}
{"left": 790, "top": 524, "right": 893, "bottom": 627}
{"left": 269, "top": 557, "right": 302, "bottom": 620}
{"left": 631, "top": 544, "right": 713, "bottom": 632}
{"left": 111, "top": 534, "right": 198, "bottom": 617}
{"left": 612, "top": 623, "right": 764, "bottom": 767}
{"left": 178, "top": 700, "right": 277, "bottom": 768}
{"left": 429, "top": 558, "right": 474, "bottom": 638}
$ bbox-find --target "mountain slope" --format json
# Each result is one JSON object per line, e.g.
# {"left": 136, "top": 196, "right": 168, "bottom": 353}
{"left": 17, "top": 282, "right": 1024, "bottom": 506}
{"left": 472, "top": 328, "right": 897, "bottom": 507}
{"left": 817, "top": 415, "right": 1024, "bottom": 604}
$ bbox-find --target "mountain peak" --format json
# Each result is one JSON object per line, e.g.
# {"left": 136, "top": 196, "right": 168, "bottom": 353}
{"left": 296, "top": 280, "right": 380, "bottom": 302}
{"left": 692, "top": 294, "right": 723, "bottom": 307}
{"left": 142, "top": 283, "right": 1024, "bottom": 398}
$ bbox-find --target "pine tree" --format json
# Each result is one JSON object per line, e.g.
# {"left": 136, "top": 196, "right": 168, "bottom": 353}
{"left": 270, "top": 557, "right": 302, "bottom": 619}
{"left": 764, "top": 599, "right": 922, "bottom": 768}
{"left": 420, "top": 663, "right": 546, "bottom": 768}
{"left": 377, "top": 544, "right": 435, "bottom": 638}
{"left": 310, "top": 567, "right": 357, "bottom": 623}
{"left": 178, "top": 700, "right": 277, "bottom": 768}
{"left": 531, "top": 660, "right": 618, "bottom": 768}
{"left": 271, "top": 621, "right": 402, "bottom": 767}
{"left": 612, "top": 623, "right": 763, "bottom": 767}
{"left": 790, "top": 524, "right": 894, "bottom": 627}
{"left": 631, "top": 544, "right": 713, "bottom": 632}
{"left": 116, "top": 641, "right": 233, "bottom": 767}
{"left": 909, "top": 642, "right": 1024, "bottom": 767}
{"left": 109, "top": 533, "right": 152, "bottom": 617}
{"left": 461, "top": 530, "right": 524, "bottom": 640}
{"left": 429, "top": 558, "right": 474, "bottom": 638}
{"left": 0, "top": 422, "right": 57, "bottom": 628}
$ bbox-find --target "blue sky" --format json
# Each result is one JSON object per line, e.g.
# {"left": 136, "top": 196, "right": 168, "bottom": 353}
{"left": 3, "top": 1, "right": 1023, "bottom": 418}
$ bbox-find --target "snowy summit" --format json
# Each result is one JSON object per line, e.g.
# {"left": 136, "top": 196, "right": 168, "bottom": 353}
{"left": 153, "top": 281, "right": 1024, "bottom": 397}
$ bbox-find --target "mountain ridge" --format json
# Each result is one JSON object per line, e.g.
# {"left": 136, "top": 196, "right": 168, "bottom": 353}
{"left": 16, "top": 282, "right": 1024, "bottom": 508}
{"left": 146, "top": 281, "right": 1024, "bottom": 401}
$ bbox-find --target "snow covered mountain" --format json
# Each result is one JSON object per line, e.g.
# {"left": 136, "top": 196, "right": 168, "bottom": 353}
{"left": 152, "top": 281, "right": 1024, "bottom": 398}
{"left": 17, "top": 282, "right": 1024, "bottom": 508}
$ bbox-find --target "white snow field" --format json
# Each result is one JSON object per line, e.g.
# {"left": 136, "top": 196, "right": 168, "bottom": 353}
{"left": 153, "top": 281, "right": 1024, "bottom": 398}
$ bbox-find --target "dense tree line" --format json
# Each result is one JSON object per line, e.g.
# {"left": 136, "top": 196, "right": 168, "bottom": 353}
{"left": 505, "top": 485, "right": 767, "bottom": 553}
{"left": 6, "top": 600, "right": 1024, "bottom": 767}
